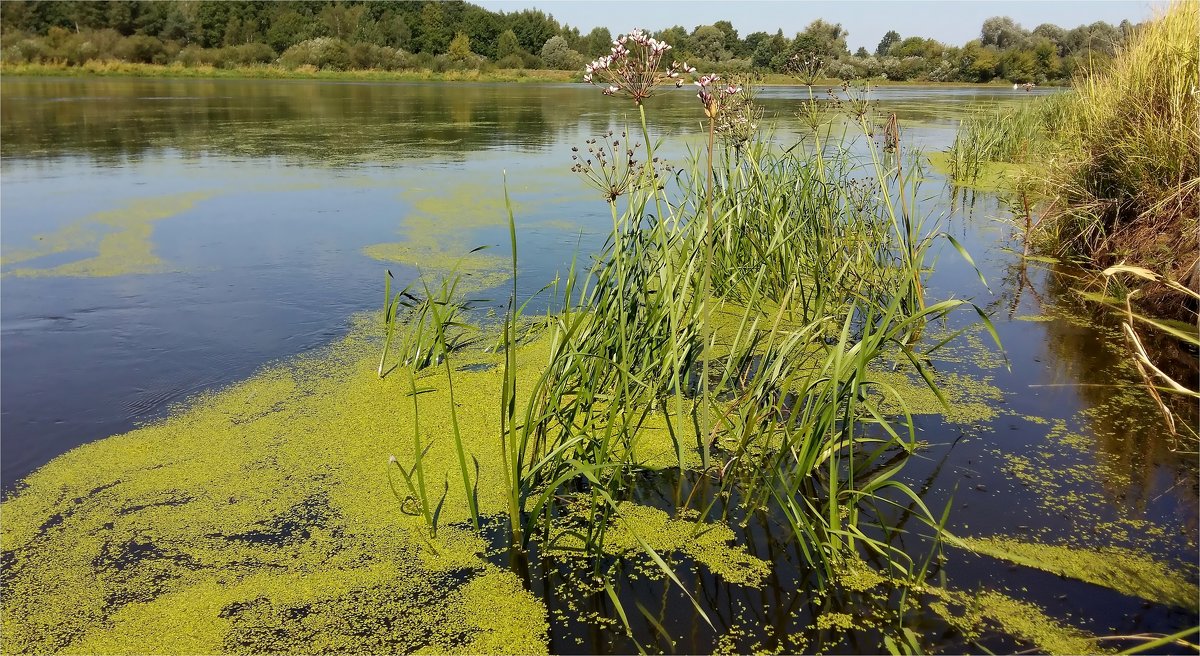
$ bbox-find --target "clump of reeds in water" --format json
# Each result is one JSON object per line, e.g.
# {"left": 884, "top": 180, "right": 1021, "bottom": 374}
{"left": 1038, "top": 0, "right": 1198, "bottom": 304}
{"left": 383, "top": 31, "right": 999, "bottom": 650}
{"left": 943, "top": 100, "right": 1056, "bottom": 183}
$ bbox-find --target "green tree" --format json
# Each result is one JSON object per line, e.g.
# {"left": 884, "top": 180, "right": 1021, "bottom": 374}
{"left": 194, "top": 1, "right": 233, "bottom": 47}
{"left": 689, "top": 24, "right": 727, "bottom": 61}
{"left": 560, "top": 24, "right": 582, "bottom": 51}
{"left": 999, "top": 47, "right": 1036, "bottom": 82}
{"left": 654, "top": 25, "right": 689, "bottom": 51}
{"left": 459, "top": 4, "right": 501, "bottom": 59}
{"left": 319, "top": 3, "right": 366, "bottom": 42}
{"left": 497, "top": 28, "right": 520, "bottom": 59}
{"left": 1031, "top": 36, "right": 1061, "bottom": 80}
{"left": 753, "top": 29, "right": 789, "bottom": 71}
{"left": 63, "top": 1, "right": 110, "bottom": 31}
{"left": 892, "top": 36, "right": 943, "bottom": 59}
{"left": 742, "top": 31, "right": 769, "bottom": 58}
{"left": 415, "top": 1, "right": 449, "bottom": 53}
{"left": 266, "top": 9, "right": 316, "bottom": 53}
{"left": 223, "top": 16, "right": 246, "bottom": 46}
{"left": 958, "top": 40, "right": 998, "bottom": 81}
{"left": 1031, "top": 22, "right": 1065, "bottom": 49}
{"left": 981, "top": 16, "right": 1028, "bottom": 50}
{"left": 159, "top": 6, "right": 199, "bottom": 44}
{"left": 581, "top": 26, "right": 611, "bottom": 57}
{"left": 447, "top": 30, "right": 473, "bottom": 61}
{"left": 508, "top": 8, "right": 558, "bottom": 54}
{"left": 106, "top": 1, "right": 138, "bottom": 36}
{"left": 799, "top": 19, "right": 849, "bottom": 59}
{"left": 540, "top": 34, "right": 579, "bottom": 69}
{"left": 855, "top": 46, "right": 869, "bottom": 58}
{"left": 876, "top": 29, "right": 901, "bottom": 56}
{"left": 713, "top": 20, "right": 739, "bottom": 55}
{"left": 376, "top": 10, "right": 410, "bottom": 50}
{"left": 1061, "top": 20, "right": 1119, "bottom": 56}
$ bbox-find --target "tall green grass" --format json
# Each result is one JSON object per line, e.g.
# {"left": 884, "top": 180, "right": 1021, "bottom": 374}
{"left": 384, "top": 80, "right": 997, "bottom": 647}
{"left": 943, "top": 100, "right": 1053, "bottom": 182}
{"left": 1039, "top": 0, "right": 1199, "bottom": 268}
{"left": 946, "top": 0, "right": 1198, "bottom": 316}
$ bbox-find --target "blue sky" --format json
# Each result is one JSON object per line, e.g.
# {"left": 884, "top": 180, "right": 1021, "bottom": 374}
{"left": 474, "top": 1, "right": 1162, "bottom": 52}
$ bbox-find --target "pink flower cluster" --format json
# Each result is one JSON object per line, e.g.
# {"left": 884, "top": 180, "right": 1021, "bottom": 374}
{"left": 584, "top": 28, "right": 696, "bottom": 105}
{"left": 694, "top": 74, "right": 742, "bottom": 119}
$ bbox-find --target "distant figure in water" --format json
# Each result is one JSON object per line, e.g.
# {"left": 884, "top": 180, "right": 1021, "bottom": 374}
{"left": 1013, "top": 82, "right": 1036, "bottom": 92}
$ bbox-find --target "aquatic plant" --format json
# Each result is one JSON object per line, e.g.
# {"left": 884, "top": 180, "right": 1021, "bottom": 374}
{"left": 942, "top": 99, "right": 1050, "bottom": 183}
{"left": 582, "top": 28, "right": 693, "bottom": 105}
{"left": 383, "top": 32, "right": 1000, "bottom": 653}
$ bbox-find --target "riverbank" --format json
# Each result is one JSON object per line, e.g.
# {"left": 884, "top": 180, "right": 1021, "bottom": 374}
{"left": 0, "top": 61, "right": 580, "bottom": 83}
{"left": 0, "top": 61, "right": 1023, "bottom": 88}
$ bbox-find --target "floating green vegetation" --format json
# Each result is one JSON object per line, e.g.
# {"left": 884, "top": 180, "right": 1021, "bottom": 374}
{"left": 929, "top": 587, "right": 1105, "bottom": 655}
{"left": 814, "top": 611, "right": 857, "bottom": 632}
{"left": 4, "top": 75, "right": 1030, "bottom": 654}
{"left": 362, "top": 243, "right": 510, "bottom": 293}
{"left": 835, "top": 557, "right": 888, "bottom": 592}
{"left": 1013, "top": 314, "right": 1055, "bottom": 322}
{"left": 870, "top": 369, "right": 1004, "bottom": 425}
{"left": 955, "top": 536, "right": 1199, "bottom": 612}
{"left": 996, "top": 403, "right": 1186, "bottom": 558}
{"left": 927, "top": 150, "right": 1026, "bottom": 193}
{"left": 363, "top": 182, "right": 535, "bottom": 292}
{"left": 550, "top": 502, "right": 771, "bottom": 588}
{"left": 1, "top": 191, "right": 215, "bottom": 278}
{"left": 0, "top": 316, "right": 554, "bottom": 654}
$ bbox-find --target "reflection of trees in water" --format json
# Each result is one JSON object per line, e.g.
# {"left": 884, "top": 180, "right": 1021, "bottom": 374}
{"left": 1033, "top": 263, "right": 1197, "bottom": 522}
{"left": 0, "top": 78, "right": 593, "bottom": 164}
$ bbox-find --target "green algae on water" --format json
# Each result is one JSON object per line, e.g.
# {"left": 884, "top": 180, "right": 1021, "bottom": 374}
{"left": 0, "top": 315, "right": 555, "bottom": 653}
{"left": 362, "top": 181, "right": 532, "bottom": 292}
{"left": 869, "top": 369, "right": 1004, "bottom": 425}
{"left": 926, "top": 151, "right": 1028, "bottom": 193}
{"left": 362, "top": 242, "right": 510, "bottom": 293}
{"left": 1, "top": 191, "right": 215, "bottom": 278}
{"left": 955, "top": 535, "right": 1200, "bottom": 612}
{"left": 928, "top": 587, "right": 1105, "bottom": 655}
{"left": 550, "top": 502, "right": 771, "bottom": 588}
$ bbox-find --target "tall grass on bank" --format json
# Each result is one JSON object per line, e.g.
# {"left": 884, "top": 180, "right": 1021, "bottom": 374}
{"left": 945, "top": 1, "right": 1198, "bottom": 314}
{"left": 1038, "top": 1, "right": 1198, "bottom": 277}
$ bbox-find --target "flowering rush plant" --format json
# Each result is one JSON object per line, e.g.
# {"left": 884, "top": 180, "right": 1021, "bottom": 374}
{"left": 694, "top": 74, "right": 742, "bottom": 119}
{"left": 584, "top": 28, "right": 696, "bottom": 104}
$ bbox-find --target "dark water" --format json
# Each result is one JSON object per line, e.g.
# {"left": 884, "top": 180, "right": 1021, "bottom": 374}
{"left": 2, "top": 77, "right": 1195, "bottom": 650}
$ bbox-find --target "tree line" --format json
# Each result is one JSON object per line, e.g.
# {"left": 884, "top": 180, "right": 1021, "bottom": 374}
{"left": 0, "top": 0, "right": 1139, "bottom": 83}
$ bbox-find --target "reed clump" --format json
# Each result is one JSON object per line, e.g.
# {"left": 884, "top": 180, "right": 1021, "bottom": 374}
{"left": 380, "top": 50, "right": 999, "bottom": 649}
{"left": 1038, "top": 1, "right": 1199, "bottom": 307}
{"left": 946, "top": 1, "right": 1198, "bottom": 319}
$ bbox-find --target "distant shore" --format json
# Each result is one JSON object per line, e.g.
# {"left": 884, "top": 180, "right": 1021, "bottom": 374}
{"left": 0, "top": 61, "right": 1027, "bottom": 88}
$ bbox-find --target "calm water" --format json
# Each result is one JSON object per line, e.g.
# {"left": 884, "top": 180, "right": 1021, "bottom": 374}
{"left": 2, "top": 77, "right": 1195, "bottom": 650}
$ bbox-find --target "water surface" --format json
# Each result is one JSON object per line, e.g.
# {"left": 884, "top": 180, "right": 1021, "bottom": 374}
{"left": 1, "top": 76, "right": 1194, "bottom": 651}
